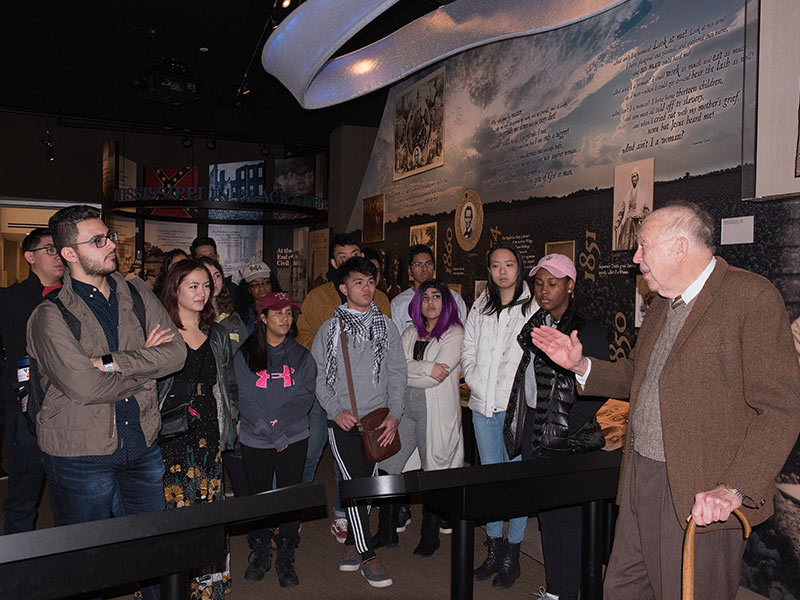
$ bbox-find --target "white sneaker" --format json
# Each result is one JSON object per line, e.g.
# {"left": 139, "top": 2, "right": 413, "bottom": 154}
{"left": 330, "top": 516, "right": 348, "bottom": 543}
{"left": 532, "top": 586, "right": 559, "bottom": 600}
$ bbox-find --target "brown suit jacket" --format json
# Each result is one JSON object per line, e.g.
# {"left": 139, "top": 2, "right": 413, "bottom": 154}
{"left": 583, "top": 257, "right": 800, "bottom": 528}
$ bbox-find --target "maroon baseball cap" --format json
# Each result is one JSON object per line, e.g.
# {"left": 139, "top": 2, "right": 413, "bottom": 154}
{"left": 528, "top": 253, "right": 577, "bottom": 281}
{"left": 256, "top": 292, "right": 301, "bottom": 314}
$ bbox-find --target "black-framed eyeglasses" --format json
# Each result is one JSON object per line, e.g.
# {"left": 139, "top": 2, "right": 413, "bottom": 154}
{"left": 410, "top": 261, "right": 434, "bottom": 269}
{"left": 249, "top": 280, "right": 271, "bottom": 289}
{"left": 71, "top": 231, "right": 118, "bottom": 249}
{"left": 30, "top": 244, "right": 59, "bottom": 256}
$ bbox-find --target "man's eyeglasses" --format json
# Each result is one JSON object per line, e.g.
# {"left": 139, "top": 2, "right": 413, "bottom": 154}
{"left": 71, "top": 231, "right": 118, "bottom": 249}
{"left": 410, "top": 261, "right": 434, "bottom": 269}
{"left": 30, "top": 244, "right": 59, "bottom": 256}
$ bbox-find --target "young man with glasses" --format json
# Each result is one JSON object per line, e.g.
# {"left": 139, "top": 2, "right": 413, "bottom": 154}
{"left": 390, "top": 244, "right": 467, "bottom": 336}
{"left": 26, "top": 206, "right": 186, "bottom": 598}
{"left": 0, "top": 228, "right": 63, "bottom": 533}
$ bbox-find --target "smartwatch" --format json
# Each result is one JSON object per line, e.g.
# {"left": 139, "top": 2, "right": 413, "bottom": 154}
{"left": 101, "top": 354, "right": 115, "bottom": 373}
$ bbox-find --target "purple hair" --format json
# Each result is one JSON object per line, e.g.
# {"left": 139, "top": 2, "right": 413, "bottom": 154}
{"left": 409, "top": 279, "right": 463, "bottom": 340}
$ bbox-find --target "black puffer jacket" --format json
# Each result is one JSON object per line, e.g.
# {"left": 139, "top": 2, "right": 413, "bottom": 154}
{"left": 504, "top": 299, "right": 608, "bottom": 459}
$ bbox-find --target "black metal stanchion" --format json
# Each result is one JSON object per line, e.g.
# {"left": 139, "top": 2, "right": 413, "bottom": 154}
{"left": 582, "top": 499, "right": 604, "bottom": 600}
{"left": 451, "top": 517, "right": 475, "bottom": 600}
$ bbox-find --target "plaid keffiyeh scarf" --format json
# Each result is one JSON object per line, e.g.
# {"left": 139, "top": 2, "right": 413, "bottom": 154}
{"left": 324, "top": 302, "right": 388, "bottom": 389}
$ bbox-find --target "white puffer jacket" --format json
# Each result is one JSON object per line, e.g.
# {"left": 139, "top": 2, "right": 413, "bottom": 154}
{"left": 462, "top": 283, "right": 538, "bottom": 417}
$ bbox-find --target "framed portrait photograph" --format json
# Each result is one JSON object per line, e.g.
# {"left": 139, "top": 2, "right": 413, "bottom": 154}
{"left": 455, "top": 188, "right": 483, "bottom": 251}
{"left": 544, "top": 240, "right": 575, "bottom": 262}
{"left": 612, "top": 157, "right": 655, "bottom": 251}
{"left": 409, "top": 221, "right": 437, "bottom": 257}
{"left": 362, "top": 194, "right": 385, "bottom": 243}
{"left": 393, "top": 67, "right": 445, "bottom": 181}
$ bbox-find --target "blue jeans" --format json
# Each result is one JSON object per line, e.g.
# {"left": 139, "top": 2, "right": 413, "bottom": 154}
{"left": 302, "top": 398, "right": 344, "bottom": 517}
{"left": 42, "top": 442, "right": 165, "bottom": 600}
{"left": 472, "top": 410, "right": 527, "bottom": 544}
{"left": 42, "top": 442, "right": 166, "bottom": 526}
{"left": 3, "top": 411, "right": 46, "bottom": 534}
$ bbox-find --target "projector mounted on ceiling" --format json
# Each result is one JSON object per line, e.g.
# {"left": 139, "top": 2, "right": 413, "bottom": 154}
{"left": 135, "top": 58, "right": 203, "bottom": 106}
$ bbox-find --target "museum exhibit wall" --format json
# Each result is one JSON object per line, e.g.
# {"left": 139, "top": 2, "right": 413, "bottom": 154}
{"left": 337, "top": 0, "right": 800, "bottom": 596}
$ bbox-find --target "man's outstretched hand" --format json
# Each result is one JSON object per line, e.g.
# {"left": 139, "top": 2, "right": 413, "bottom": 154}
{"left": 531, "top": 327, "right": 589, "bottom": 376}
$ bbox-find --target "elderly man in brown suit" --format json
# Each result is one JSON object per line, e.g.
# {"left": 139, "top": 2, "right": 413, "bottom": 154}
{"left": 531, "top": 202, "right": 800, "bottom": 599}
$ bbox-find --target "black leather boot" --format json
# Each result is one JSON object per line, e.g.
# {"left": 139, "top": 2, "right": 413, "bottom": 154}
{"left": 371, "top": 503, "right": 399, "bottom": 549}
{"left": 244, "top": 530, "right": 273, "bottom": 581}
{"left": 274, "top": 534, "right": 299, "bottom": 588}
{"left": 492, "top": 541, "right": 521, "bottom": 588}
{"left": 473, "top": 536, "right": 505, "bottom": 580}
{"left": 413, "top": 508, "right": 441, "bottom": 556}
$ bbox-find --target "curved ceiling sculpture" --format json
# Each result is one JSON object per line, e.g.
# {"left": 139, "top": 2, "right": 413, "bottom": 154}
{"left": 262, "top": 0, "right": 628, "bottom": 109}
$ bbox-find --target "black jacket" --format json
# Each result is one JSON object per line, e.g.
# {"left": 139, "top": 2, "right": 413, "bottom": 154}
{"left": 0, "top": 271, "right": 49, "bottom": 417}
{"left": 158, "top": 322, "right": 238, "bottom": 450}
{"left": 504, "top": 300, "right": 608, "bottom": 459}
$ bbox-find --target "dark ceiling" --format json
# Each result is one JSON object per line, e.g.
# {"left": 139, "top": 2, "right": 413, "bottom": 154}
{"left": 2, "top": 1, "right": 446, "bottom": 150}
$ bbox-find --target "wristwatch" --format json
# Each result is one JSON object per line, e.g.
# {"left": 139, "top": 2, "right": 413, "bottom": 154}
{"left": 101, "top": 354, "right": 115, "bottom": 373}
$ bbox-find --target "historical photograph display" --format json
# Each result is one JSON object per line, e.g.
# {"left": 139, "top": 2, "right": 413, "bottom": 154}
{"left": 394, "top": 67, "right": 444, "bottom": 181}
{"left": 274, "top": 156, "right": 315, "bottom": 198}
{"left": 409, "top": 221, "right": 437, "bottom": 256}
{"left": 544, "top": 240, "right": 575, "bottom": 262}
{"left": 612, "top": 158, "right": 654, "bottom": 251}
{"left": 208, "top": 160, "right": 265, "bottom": 220}
{"left": 455, "top": 188, "right": 482, "bottom": 251}
{"left": 362, "top": 193, "right": 385, "bottom": 243}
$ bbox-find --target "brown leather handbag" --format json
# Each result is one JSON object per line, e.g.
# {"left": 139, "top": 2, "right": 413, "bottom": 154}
{"left": 681, "top": 509, "right": 751, "bottom": 599}
{"left": 338, "top": 320, "right": 401, "bottom": 463}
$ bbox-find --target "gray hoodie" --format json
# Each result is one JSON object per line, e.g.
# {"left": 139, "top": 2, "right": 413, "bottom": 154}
{"left": 235, "top": 337, "right": 315, "bottom": 450}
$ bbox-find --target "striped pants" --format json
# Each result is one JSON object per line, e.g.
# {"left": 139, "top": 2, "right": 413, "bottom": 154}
{"left": 328, "top": 423, "right": 378, "bottom": 560}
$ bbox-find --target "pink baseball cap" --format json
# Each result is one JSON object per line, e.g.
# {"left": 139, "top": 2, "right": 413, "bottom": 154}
{"left": 257, "top": 292, "right": 301, "bottom": 314}
{"left": 528, "top": 253, "right": 577, "bottom": 281}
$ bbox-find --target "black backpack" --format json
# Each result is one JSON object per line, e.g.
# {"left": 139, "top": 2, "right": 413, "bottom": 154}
{"left": 24, "top": 281, "right": 147, "bottom": 434}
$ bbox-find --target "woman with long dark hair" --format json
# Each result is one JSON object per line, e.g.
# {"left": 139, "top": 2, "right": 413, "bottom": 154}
{"left": 234, "top": 292, "right": 315, "bottom": 588}
{"left": 462, "top": 241, "right": 537, "bottom": 589}
{"left": 376, "top": 279, "right": 464, "bottom": 556}
{"left": 504, "top": 254, "right": 608, "bottom": 600}
{"left": 157, "top": 258, "right": 237, "bottom": 599}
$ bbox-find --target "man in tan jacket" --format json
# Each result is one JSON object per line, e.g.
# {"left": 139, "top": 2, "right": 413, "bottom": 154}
{"left": 27, "top": 206, "right": 185, "bottom": 600}
{"left": 531, "top": 203, "right": 800, "bottom": 599}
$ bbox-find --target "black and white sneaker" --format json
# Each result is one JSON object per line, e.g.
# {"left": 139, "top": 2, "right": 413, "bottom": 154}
{"left": 395, "top": 504, "right": 412, "bottom": 533}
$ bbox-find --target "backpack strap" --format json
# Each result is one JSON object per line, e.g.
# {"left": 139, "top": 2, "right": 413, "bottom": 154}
{"left": 44, "top": 288, "right": 81, "bottom": 340}
{"left": 126, "top": 280, "right": 148, "bottom": 338}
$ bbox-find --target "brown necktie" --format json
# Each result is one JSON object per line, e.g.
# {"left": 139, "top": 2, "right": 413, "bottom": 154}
{"left": 671, "top": 296, "right": 685, "bottom": 310}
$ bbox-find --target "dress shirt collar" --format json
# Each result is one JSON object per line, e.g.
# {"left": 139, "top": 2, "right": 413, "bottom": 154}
{"left": 678, "top": 257, "right": 716, "bottom": 305}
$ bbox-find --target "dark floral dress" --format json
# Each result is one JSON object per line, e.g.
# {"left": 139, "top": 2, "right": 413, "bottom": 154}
{"left": 160, "top": 338, "right": 231, "bottom": 598}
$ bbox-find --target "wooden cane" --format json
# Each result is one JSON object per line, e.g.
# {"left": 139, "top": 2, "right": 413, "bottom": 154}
{"left": 681, "top": 509, "right": 751, "bottom": 599}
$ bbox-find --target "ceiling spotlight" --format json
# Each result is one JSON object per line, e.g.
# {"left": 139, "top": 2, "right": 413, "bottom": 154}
{"left": 261, "top": 143, "right": 271, "bottom": 157}
{"left": 282, "top": 0, "right": 291, "bottom": 8}
{"left": 182, "top": 135, "right": 193, "bottom": 148}
{"left": 207, "top": 136, "right": 216, "bottom": 151}
{"left": 241, "top": 78, "right": 251, "bottom": 96}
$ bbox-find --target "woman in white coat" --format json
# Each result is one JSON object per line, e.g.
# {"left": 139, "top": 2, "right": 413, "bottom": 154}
{"left": 378, "top": 279, "right": 464, "bottom": 556}
{"left": 462, "top": 241, "right": 537, "bottom": 589}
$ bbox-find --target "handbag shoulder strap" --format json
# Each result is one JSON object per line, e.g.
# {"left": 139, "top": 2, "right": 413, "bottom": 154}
{"left": 338, "top": 319, "right": 362, "bottom": 427}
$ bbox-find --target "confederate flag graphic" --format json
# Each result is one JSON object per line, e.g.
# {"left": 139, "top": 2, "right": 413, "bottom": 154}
{"left": 144, "top": 166, "right": 200, "bottom": 218}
